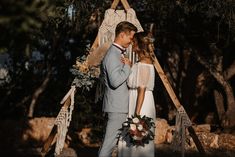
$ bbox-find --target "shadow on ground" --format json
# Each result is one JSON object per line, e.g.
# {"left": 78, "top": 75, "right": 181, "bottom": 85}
{"left": 1, "top": 144, "right": 235, "bottom": 157}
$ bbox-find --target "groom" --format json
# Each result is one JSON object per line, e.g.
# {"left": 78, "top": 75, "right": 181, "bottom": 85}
{"left": 98, "top": 21, "right": 137, "bottom": 157}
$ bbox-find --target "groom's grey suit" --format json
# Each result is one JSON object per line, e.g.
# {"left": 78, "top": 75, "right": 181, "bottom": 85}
{"left": 98, "top": 44, "right": 131, "bottom": 157}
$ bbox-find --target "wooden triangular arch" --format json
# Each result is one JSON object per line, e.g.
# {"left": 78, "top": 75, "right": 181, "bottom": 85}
{"left": 88, "top": 0, "right": 205, "bottom": 154}
{"left": 41, "top": 0, "right": 205, "bottom": 156}
{"left": 111, "top": 0, "right": 130, "bottom": 10}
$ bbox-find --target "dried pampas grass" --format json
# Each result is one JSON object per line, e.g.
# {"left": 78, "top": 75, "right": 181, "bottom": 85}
{"left": 87, "top": 42, "right": 112, "bottom": 67}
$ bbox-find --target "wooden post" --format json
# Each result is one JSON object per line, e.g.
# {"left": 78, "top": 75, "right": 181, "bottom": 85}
{"left": 152, "top": 55, "right": 205, "bottom": 154}
{"left": 90, "top": 35, "right": 99, "bottom": 52}
{"left": 188, "top": 126, "right": 206, "bottom": 154}
{"left": 111, "top": 0, "right": 120, "bottom": 9}
{"left": 41, "top": 97, "right": 71, "bottom": 156}
{"left": 111, "top": 0, "right": 130, "bottom": 10}
{"left": 153, "top": 55, "right": 181, "bottom": 109}
{"left": 121, "top": 0, "right": 130, "bottom": 10}
{"left": 41, "top": 126, "right": 57, "bottom": 157}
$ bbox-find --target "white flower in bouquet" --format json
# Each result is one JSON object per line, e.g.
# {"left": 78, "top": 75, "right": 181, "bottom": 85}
{"left": 137, "top": 124, "right": 143, "bottom": 131}
{"left": 130, "top": 124, "right": 137, "bottom": 131}
{"left": 133, "top": 117, "right": 140, "bottom": 123}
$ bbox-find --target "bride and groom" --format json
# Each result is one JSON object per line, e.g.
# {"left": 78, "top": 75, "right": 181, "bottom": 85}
{"left": 98, "top": 21, "right": 156, "bottom": 157}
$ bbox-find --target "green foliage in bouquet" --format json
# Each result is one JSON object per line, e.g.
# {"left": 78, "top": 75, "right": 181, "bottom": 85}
{"left": 70, "top": 55, "right": 100, "bottom": 91}
{"left": 119, "top": 114, "right": 155, "bottom": 147}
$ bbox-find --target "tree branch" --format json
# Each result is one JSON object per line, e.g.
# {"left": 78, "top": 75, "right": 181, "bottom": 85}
{"left": 224, "top": 60, "right": 235, "bottom": 80}
{"left": 194, "top": 53, "right": 235, "bottom": 112}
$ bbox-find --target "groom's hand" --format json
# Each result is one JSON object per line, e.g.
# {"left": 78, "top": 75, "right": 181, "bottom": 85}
{"left": 121, "top": 57, "right": 132, "bottom": 67}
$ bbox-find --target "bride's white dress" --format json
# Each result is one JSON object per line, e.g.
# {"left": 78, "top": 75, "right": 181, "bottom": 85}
{"left": 118, "top": 62, "right": 156, "bottom": 157}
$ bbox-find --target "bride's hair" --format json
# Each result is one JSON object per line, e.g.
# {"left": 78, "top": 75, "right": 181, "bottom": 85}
{"left": 133, "top": 31, "right": 155, "bottom": 62}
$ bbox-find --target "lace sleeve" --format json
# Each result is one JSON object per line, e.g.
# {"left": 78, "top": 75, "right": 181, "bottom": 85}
{"left": 137, "top": 64, "right": 151, "bottom": 88}
{"left": 127, "top": 64, "right": 137, "bottom": 88}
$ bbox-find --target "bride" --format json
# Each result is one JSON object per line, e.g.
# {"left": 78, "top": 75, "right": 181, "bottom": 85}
{"left": 118, "top": 31, "right": 156, "bottom": 157}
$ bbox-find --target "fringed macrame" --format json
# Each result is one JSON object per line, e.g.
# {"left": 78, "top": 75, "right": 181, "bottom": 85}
{"left": 54, "top": 86, "right": 76, "bottom": 156}
{"left": 172, "top": 106, "right": 192, "bottom": 157}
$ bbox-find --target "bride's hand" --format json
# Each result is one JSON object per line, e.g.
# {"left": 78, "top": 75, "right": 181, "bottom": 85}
{"left": 121, "top": 57, "right": 132, "bottom": 67}
{"left": 120, "top": 56, "right": 125, "bottom": 64}
{"left": 135, "top": 111, "right": 140, "bottom": 116}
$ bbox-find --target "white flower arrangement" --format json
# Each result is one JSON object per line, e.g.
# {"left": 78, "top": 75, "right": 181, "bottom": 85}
{"left": 119, "top": 114, "right": 155, "bottom": 146}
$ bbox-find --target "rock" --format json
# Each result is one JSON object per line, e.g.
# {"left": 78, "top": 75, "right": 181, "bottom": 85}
{"left": 188, "top": 132, "right": 235, "bottom": 150}
{"left": 57, "top": 148, "right": 77, "bottom": 157}
{"left": 155, "top": 118, "right": 173, "bottom": 144}
{"left": 22, "top": 117, "right": 55, "bottom": 146}
{"left": 192, "top": 124, "right": 211, "bottom": 133}
{"left": 78, "top": 128, "right": 92, "bottom": 145}
{"left": 77, "top": 128, "right": 100, "bottom": 147}
{"left": 218, "top": 133, "right": 235, "bottom": 150}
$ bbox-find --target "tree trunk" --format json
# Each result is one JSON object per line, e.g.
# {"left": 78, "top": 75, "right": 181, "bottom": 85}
{"left": 213, "top": 90, "right": 225, "bottom": 121}
{"left": 224, "top": 60, "right": 235, "bottom": 80}
{"left": 28, "top": 70, "right": 51, "bottom": 118}
{"left": 196, "top": 54, "right": 235, "bottom": 128}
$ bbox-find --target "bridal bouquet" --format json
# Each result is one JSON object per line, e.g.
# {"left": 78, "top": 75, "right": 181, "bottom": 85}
{"left": 120, "top": 115, "right": 155, "bottom": 146}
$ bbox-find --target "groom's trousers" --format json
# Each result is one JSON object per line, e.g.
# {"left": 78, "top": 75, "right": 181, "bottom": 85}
{"left": 98, "top": 112, "right": 127, "bottom": 157}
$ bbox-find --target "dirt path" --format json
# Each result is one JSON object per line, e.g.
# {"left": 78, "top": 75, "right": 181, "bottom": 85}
{"left": 55, "top": 144, "right": 235, "bottom": 157}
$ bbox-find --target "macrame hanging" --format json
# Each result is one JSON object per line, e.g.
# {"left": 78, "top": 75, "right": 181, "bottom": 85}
{"left": 87, "top": 8, "right": 143, "bottom": 68}
{"left": 172, "top": 106, "right": 192, "bottom": 157}
{"left": 98, "top": 8, "right": 143, "bottom": 44}
{"left": 54, "top": 86, "right": 76, "bottom": 156}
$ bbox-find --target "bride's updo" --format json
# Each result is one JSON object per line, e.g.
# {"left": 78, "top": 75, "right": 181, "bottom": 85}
{"left": 133, "top": 31, "right": 155, "bottom": 62}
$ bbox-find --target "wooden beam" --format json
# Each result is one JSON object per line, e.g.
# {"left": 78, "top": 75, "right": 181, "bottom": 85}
{"left": 188, "top": 126, "right": 206, "bottom": 154}
{"left": 121, "top": 0, "right": 130, "bottom": 10}
{"left": 90, "top": 35, "right": 99, "bottom": 52}
{"left": 41, "top": 97, "right": 71, "bottom": 156}
{"left": 153, "top": 56, "right": 181, "bottom": 109}
{"left": 111, "top": 0, "right": 120, "bottom": 9}
{"left": 111, "top": 0, "right": 130, "bottom": 10}
{"left": 41, "top": 126, "right": 57, "bottom": 157}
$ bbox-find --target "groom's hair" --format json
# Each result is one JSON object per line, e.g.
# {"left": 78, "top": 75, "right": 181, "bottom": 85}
{"left": 115, "top": 21, "right": 137, "bottom": 37}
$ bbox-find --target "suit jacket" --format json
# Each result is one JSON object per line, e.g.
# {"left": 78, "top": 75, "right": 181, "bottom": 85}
{"left": 100, "top": 44, "right": 131, "bottom": 113}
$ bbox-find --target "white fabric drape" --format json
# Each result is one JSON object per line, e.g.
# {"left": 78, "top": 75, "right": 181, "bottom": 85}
{"left": 98, "top": 8, "right": 143, "bottom": 63}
